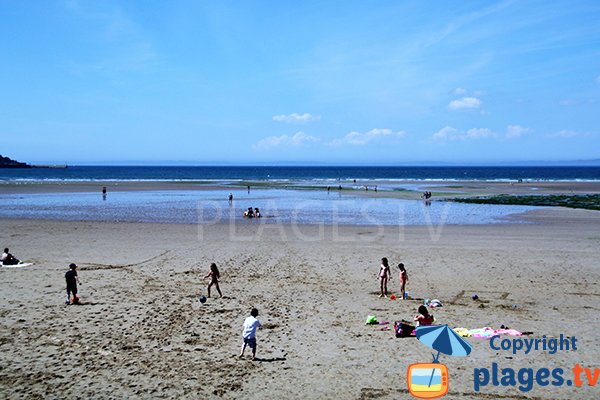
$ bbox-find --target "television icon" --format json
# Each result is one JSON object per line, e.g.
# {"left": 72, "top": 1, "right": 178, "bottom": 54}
{"left": 407, "top": 362, "right": 449, "bottom": 399}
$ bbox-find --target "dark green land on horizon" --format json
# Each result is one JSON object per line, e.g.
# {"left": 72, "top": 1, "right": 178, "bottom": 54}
{"left": 452, "top": 194, "right": 600, "bottom": 211}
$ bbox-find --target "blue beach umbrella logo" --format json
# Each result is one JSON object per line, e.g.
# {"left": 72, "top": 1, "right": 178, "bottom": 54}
{"left": 416, "top": 324, "right": 472, "bottom": 359}
{"left": 407, "top": 325, "right": 472, "bottom": 399}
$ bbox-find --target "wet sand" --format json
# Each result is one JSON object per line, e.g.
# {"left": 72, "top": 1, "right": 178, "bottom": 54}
{"left": 1, "top": 205, "right": 599, "bottom": 399}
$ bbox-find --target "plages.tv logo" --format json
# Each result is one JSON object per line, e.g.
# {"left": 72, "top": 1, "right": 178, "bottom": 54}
{"left": 407, "top": 325, "right": 472, "bottom": 399}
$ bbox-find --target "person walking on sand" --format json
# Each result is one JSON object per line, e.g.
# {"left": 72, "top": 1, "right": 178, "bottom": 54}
{"left": 398, "top": 263, "right": 408, "bottom": 300}
{"left": 65, "top": 263, "right": 81, "bottom": 304}
{"left": 228, "top": 193, "right": 233, "bottom": 204}
{"left": 378, "top": 257, "right": 390, "bottom": 298}
{"left": 240, "top": 308, "right": 261, "bottom": 360}
{"left": 204, "top": 262, "right": 223, "bottom": 298}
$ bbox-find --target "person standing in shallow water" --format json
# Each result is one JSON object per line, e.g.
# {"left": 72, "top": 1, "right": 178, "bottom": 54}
{"left": 204, "top": 262, "right": 223, "bottom": 298}
{"left": 378, "top": 257, "right": 390, "bottom": 298}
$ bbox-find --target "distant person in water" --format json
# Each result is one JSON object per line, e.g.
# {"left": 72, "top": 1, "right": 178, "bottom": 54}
{"left": 102, "top": 186, "right": 107, "bottom": 200}
{"left": 378, "top": 257, "right": 390, "bottom": 298}
{"left": 247, "top": 185, "right": 250, "bottom": 193}
{"left": 1, "top": 248, "right": 20, "bottom": 265}
{"left": 204, "top": 262, "right": 223, "bottom": 298}
{"left": 65, "top": 263, "right": 81, "bottom": 304}
{"left": 229, "top": 193, "right": 233, "bottom": 204}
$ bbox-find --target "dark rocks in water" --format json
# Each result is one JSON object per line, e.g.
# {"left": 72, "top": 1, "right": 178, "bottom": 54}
{"left": 0, "top": 155, "right": 30, "bottom": 168}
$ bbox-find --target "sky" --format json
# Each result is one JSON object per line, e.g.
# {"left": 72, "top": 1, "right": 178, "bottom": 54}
{"left": 1, "top": 0, "right": 599, "bottom": 165}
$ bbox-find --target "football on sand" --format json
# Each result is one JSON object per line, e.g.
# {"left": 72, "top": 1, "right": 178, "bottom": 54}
{"left": 199, "top": 296, "right": 207, "bottom": 303}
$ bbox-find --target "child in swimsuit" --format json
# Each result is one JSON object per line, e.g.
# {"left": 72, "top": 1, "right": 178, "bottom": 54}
{"left": 398, "top": 263, "right": 408, "bottom": 299}
{"left": 204, "top": 262, "right": 223, "bottom": 298}
{"left": 379, "top": 257, "right": 390, "bottom": 298}
{"left": 415, "top": 305, "right": 434, "bottom": 326}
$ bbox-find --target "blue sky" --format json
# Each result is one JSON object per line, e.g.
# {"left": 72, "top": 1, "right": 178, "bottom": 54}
{"left": 1, "top": 0, "right": 599, "bottom": 164}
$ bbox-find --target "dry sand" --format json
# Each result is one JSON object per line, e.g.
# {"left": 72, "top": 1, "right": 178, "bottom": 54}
{"left": 1, "top": 207, "right": 599, "bottom": 399}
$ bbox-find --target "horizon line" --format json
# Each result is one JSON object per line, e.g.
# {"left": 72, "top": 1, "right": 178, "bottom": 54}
{"left": 28, "top": 160, "right": 600, "bottom": 167}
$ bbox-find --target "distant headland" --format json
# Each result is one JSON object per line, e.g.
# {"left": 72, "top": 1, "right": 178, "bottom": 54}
{"left": 0, "top": 155, "right": 69, "bottom": 169}
{"left": 0, "top": 155, "right": 31, "bottom": 168}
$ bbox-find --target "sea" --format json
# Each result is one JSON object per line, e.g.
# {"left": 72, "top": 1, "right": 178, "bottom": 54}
{"left": 0, "top": 166, "right": 598, "bottom": 226}
{"left": 1, "top": 165, "right": 599, "bottom": 182}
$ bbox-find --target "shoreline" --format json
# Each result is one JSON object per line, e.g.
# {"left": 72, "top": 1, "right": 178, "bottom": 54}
{"left": 2, "top": 179, "right": 600, "bottom": 197}
{"left": 2, "top": 181, "right": 599, "bottom": 226}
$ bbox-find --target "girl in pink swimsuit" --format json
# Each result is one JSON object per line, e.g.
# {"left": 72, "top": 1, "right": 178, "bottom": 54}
{"left": 415, "top": 305, "right": 434, "bottom": 326}
{"left": 398, "top": 263, "right": 408, "bottom": 300}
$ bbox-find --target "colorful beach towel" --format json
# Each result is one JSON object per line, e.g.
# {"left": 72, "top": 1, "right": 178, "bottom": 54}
{"left": 468, "top": 327, "right": 524, "bottom": 339}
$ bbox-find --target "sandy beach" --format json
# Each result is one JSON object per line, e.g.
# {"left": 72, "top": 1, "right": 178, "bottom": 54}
{"left": 1, "top": 198, "right": 599, "bottom": 399}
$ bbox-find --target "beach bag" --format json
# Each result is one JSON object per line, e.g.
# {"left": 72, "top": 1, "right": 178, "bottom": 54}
{"left": 394, "top": 320, "right": 415, "bottom": 338}
{"left": 365, "top": 315, "right": 378, "bottom": 325}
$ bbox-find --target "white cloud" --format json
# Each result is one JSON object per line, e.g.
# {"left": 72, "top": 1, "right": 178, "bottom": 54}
{"left": 453, "top": 87, "right": 467, "bottom": 95}
{"left": 448, "top": 96, "right": 482, "bottom": 110}
{"left": 505, "top": 125, "right": 530, "bottom": 139}
{"left": 465, "top": 128, "right": 494, "bottom": 139}
{"left": 432, "top": 126, "right": 495, "bottom": 141}
{"left": 549, "top": 130, "right": 581, "bottom": 138}
{"left": 331, "top": 128, "right": 406, "bottom": 146}
{"left": 253, "top": 132, "right": 319, "bottom": 150}
{"left": 432, "top": 126, "right": 459, "bottom": 141}
{"left": 272, "top": 113, "right": 320, "bottom": 123}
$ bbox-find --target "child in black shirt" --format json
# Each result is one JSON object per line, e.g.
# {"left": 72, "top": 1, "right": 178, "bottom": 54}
{"left": 65, "top": 263, "right": 81, "bottom": 304}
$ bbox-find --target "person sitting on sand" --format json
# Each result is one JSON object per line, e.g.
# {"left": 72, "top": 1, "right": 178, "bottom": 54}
{"left": 65, "top": 263, "right": 81, "bottom": 305}
{"left": 204, "top": 262, "right": 223, "bottom": 298}
{"left": 240, "top": 308, "right": 261, "bottom": 360}
{"left": 244, "top": 207, "right": 254, "bottom": 218}
{"left": 378, "top": 257, "right": 390, "bottom": 298}
{"left": 398, "top": 263, "right": 408, "bottom": 300}
{"left": 254, "top": 208, "right": 261, "bottom": 218}
{"left": 1, "top": 248, "right": 20, "bottom": 265}
{"left": 415, "top": 305, "right": 434, "bottom": 326}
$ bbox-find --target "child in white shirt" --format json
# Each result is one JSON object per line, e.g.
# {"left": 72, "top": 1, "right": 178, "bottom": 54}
{"left": 240, "top": 308, "right": 261, "bottom": 360}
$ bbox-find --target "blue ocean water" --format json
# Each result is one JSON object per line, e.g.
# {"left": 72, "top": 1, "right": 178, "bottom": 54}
{"left": 0, "top": 189, "right": 535, "bottom": 225}
{"left": 1, "top": 165, "right": 599, "bottom": 182}
{"left": 2, "top": 165, "right": 592, "bottom": 225}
